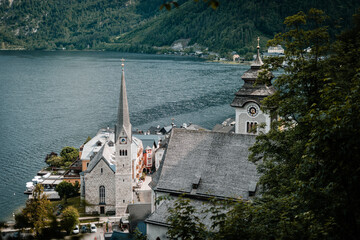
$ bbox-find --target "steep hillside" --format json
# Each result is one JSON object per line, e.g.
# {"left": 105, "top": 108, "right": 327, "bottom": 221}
{"left": 0, "top": 0, "right": 165, "bottom": 50}
{"left": 118, "top": 0, "right": 360, "bottom": 54}
{"left": 1, "top": 0, "right": 359, "bottom": 54}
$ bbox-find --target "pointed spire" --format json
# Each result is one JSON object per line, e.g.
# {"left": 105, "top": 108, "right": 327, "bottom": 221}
{"left": 116, "top": 59, "right": 132, "bottom": 141}
{"left": 251, "top": 37, "right": 263, "bottom": 68}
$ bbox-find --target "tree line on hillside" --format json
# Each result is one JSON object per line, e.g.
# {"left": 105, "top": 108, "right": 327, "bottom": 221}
{"left": 1, "top": 0, "right": 359, "bottom": 55}
{"left": 161, "top": 9, "right": 360, "bottom": 240}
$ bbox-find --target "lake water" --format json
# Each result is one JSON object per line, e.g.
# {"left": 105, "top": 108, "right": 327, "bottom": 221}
{"left": 0, "top": 51, "right": 249, "bottom": 221}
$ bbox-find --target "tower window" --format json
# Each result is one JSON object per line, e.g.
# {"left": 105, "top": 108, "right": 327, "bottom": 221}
{"left": 99, "top": 186, "right": 105, "bottom": 204}
{"left": 246, "top": 121, "right": 258, "bottom": 133}
{"left": 119, "top": 150, "right": 128, "bottom": 156}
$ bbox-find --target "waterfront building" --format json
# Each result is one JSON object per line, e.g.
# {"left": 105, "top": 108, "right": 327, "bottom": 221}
{"left": 80, "top": 62, "right": 144, "bottom": 216}
{"left": 231, "top": 37, "right": 275, "bottom": 134}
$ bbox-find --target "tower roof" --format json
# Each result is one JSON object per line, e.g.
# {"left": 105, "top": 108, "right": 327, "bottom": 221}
{"left": 250, "top": 37, "right": 264, "bottom": 68}
{"left": 116, "top": 59, "right": 132, "bottom": 141}
{"left": 231, "top": 37, "right": 275, "bottom": 108}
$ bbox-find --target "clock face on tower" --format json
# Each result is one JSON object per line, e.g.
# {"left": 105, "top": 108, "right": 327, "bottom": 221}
{"left": 120, "top": 137, "right": 127, "bottom": 144}
{"left": 247, "top": 104, "right": 259, "bottom": 117}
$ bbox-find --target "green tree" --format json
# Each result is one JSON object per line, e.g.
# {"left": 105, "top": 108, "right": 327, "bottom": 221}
{"left": 60, "top": 206, "right": 79, "bottom": 235}
{"left": 60, "top": 146, "right": 79, "bottom": 163}
{"left": 248, "top": 9, "right": 360, "bottom": 239}
{"left": 55, "top": 181, "right": 77, "bottom": 203}
{"left": 21, "top": 184, "right": 50, "bottom": 237}
{"left": 46, "top": 155, "right": 64, "bottom": 168}
{"left": 166, "top": 9, "right": 360, "bottom": 240}
{"left": 167, "top": 197, "right": 207, "bottom": 240}
{"left": 84, "top": 136, "right": 92, "bottom": 144}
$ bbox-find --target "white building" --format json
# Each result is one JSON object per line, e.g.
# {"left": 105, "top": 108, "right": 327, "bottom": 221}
{"left": 80, "top": 62, "right": 143, "bottom": 216}
{"left": 268, "top": 44, "right": 284, "bottom": 54}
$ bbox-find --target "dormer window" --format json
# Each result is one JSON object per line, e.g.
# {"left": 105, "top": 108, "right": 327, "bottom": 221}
{"left": 96, "top": 140, "right": 102, "bottom": 146}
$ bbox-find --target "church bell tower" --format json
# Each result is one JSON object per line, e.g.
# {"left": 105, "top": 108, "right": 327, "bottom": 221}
{"left": 231, "top": 37, "right": 275, "bottom": 135}
{"left": 115, "top": 59, "right": 133, "bottom": 217}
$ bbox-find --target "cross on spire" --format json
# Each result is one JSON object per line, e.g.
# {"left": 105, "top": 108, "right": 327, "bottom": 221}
{"left": 257, "top": 37, "right": 260, "bottom": 49}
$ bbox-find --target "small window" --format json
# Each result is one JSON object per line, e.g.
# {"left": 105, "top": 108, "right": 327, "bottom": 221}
{"left": 87, "top": 163, "right": 89, "bottom": 167}
{"left": 123, "top": 200, "right": 125, "bottom": 203}
{"left": 119, "top": 150, "right": 127, "bottom": 156}
{"left": 101, "top": 168, "right": 103, "bottom": 174}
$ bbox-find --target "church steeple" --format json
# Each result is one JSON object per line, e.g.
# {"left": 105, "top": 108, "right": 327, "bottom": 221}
{"left": 231, "top": 37, "right": 275, "bottom": 135}
{"left": 115, "top": 59, "right": 133, "bottom": 217}
{"left": 116, "top": 59, "right": 132, "bottom": 142}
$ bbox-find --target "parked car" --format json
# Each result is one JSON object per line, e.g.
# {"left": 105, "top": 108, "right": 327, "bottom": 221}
{"left": 73, "top": 225, "right": 79, "bottom": 234}
{"left": 81, "top": 225, "right": 88, "bottom": 233}
{"left": 90, "top": 224, "right": 97, "bottom": 233}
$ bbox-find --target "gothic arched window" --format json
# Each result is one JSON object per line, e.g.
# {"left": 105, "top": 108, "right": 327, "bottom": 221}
{"left": 99, "top": 186, "right": 105, "bottom": 204}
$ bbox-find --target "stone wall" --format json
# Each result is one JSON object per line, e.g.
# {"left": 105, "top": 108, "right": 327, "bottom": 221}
{"left": 84, "top": 159, "right": 116, "bottom": 214}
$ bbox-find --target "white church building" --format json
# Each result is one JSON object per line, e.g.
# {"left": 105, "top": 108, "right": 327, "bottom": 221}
{"left": 80, "top": 61, "right": 143, "bottom": 217}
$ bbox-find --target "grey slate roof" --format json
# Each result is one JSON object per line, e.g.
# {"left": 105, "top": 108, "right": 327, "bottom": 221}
{"left": 146, "top": 199, "right": 215, "bottom": 228}
{"left": 231, "top": 43, "right": 275, "bottom": 108}
{"left": 231, "top": 83, "right": 275, "bottom": 108}
{"left": 152, "top": 129, "right": 259, "bottom": 199}
{"left": 84, "top": 144, "right": 115, "bottom": 173}
{"left": 134, "top": 134, "right": 164, "bottom": 149}
{"left": 212, "top": 124, "right": 235, "bottom": 133}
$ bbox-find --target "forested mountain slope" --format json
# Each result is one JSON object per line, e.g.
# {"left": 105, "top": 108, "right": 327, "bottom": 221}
{"left": 1, "top": 0, "right": 359, "bottom": 54}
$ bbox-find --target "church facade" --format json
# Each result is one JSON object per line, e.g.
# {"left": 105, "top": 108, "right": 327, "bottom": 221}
{"left": 81, "top": 62, "right": 138, "bottom": 216}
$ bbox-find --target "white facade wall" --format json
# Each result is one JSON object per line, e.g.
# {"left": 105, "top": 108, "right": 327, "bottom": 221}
{"left": 146, "top": 224, "right": 169, "bottom": 240}
{"left": 115, "top": 133, "right": 133, "bottom": 217}
{"left": 155, "top": 148, "right": 165, "bottom": 171}
{"left": 84, "top": 159, "right": 115, "bottom": 214}
{"left": 235, "top": 102, "right": 271, "bottom": 134}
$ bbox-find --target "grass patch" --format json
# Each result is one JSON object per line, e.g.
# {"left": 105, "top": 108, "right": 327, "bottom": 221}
{"left": 50, "top": 196, "right": 85, "bottom": 214}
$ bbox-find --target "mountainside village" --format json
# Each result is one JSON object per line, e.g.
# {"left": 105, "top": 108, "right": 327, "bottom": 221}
{"left": 21, "top": 40, "right": 275, "bottom": 239}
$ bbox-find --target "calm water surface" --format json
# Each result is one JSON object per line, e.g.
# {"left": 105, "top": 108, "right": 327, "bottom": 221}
{"left": 0, "top": 51, "right": 249, "bottom": 221}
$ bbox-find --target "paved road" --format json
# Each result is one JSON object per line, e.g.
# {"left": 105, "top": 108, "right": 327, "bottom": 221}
{"left": 65, "top": 226, "right": 104, "bottom": 240}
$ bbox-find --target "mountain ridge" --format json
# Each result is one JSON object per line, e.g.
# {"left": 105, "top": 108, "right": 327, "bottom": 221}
{"left": 1, "top": 0, "right": 359, "bottom": 55}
